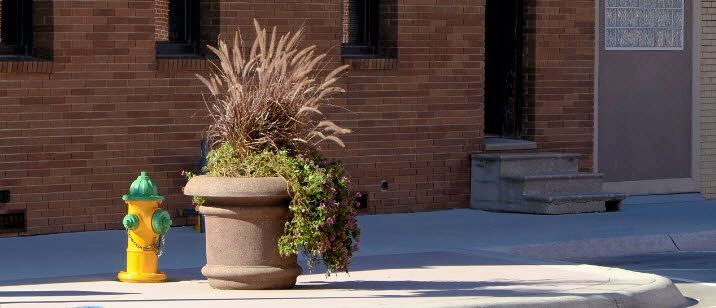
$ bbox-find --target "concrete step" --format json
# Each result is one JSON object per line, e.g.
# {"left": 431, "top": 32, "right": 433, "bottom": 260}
{"left": 470, "top": 151, "right": 625, "bottom": 215}
{"left": 471, "top": 152, "right": 580, "bottom": 179}
{"left": 523, "top": 192, "right": 627, "bottom": 215}
{"left": 502, "top": 172, "right": 603, "bottom": 196}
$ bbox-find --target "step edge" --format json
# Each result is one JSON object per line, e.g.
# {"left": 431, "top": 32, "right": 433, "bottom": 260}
{"left": 471, "top": 152, "right": 581, "bottom": 161}
{"left": 524, "top": 192, "right": 627, "bottom": 202}
{"left": 503, "top": 172, "right": 605, "bottom": 181}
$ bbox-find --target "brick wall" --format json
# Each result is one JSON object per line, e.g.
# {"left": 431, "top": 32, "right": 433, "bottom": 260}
{"left": 0, "top": 0, "right": 596, "bottom": 236}
{"left": 702, "top": 0, "right": 716, "bottom": 197}
{"left": 334, "top": 1, "right": 485, "bottom": 213}
{"left": 155, "top": 0, "right": 168, "bottom": 41}
{"left": 1, "top": 0, "right": 203, "bottom": 235}
{"left": 523, "top": 0, "right": 596, "bottom": 170}
{"left": 162, "top": 0, "right": 485, "bottom": 214}
{"left": 0, "top": 0, "right": 486, "bottom": 235}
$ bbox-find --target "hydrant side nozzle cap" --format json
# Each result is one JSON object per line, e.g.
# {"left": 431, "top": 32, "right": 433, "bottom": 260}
{"left": 152, "top": 210, "right": 172, "bottom": 235}
{"left": 123, "top": 214, "right": 140, "bottom": 230}
{"left": 122, "top": 171, "right": 165, "bottom": 201}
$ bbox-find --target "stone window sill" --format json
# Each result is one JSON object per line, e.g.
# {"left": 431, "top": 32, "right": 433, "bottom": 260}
{"left": 342, "top": 57, "right": 398, "bottom": 70}
{"left": 484, "top": 137, "right": 537, "bottom": 151}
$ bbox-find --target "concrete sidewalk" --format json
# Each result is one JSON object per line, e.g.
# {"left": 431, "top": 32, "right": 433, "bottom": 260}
{"left": 361, "top": 193, "right": 716, "bottom": 259}
{"left": 0, "top": 251, "right": 687, "bottom": 308}
{"left": 0, "top": 194, "right": 713, "bottom": 307}
{"left": 3, "top": 194, "right": 715, "bottom": 281}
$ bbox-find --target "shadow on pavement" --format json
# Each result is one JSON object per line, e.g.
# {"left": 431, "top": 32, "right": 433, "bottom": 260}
{"left": 0, "top": 251, "right": 641, "bottom": 305}
{"left": 0, "top": 279, "right": 630, "bottom": 305}
{"left": 0, "top": 273, "right": 119, "bottom": 287}
{"left": 0, "top": 290, "right": 136, "bottom": 297}
{"left": 298, "top": 279, "right": 612, "bottom": 295}
{"left": 0, "top": 251, "right": 559, "bottom": 287}
{"left": 306, "top": 251, "right": 558, "bottom": 273}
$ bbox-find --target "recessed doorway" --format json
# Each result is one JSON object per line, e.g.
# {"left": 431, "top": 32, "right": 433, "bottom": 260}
{"left": 484, "top": 0, "right": 524, "bottom": 138}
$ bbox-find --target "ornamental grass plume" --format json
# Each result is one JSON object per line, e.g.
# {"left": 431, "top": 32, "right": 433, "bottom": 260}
{"left": 197, "top": 19, "right": 352, "bottom": 156}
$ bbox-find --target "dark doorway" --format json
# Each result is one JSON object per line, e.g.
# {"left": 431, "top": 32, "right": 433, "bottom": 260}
{"left": 484, "top": 0, "right": 524, "bottom": 138}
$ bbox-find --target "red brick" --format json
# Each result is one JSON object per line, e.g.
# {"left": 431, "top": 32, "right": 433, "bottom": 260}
{"left": 0, "top": 0, "right": 595, "bottom": 235}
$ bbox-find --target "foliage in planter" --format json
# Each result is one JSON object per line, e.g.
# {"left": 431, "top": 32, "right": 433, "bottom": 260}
{"left": 202, "top": 145, "right": 360, "bottom": 274}
{"left": 192, "top": 20, "right": 360, "bottom": 274}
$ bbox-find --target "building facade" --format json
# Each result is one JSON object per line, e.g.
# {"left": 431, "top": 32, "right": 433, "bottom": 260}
{"left": 1, "top": 0, "right": 693, "bottom": 236}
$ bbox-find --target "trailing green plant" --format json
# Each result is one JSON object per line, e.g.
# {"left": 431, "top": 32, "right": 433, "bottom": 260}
{"left": 193, "top": 20, "right": 361, "bottom": 274}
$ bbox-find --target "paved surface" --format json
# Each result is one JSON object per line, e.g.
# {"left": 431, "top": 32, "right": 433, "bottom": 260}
{"left": 0, "top": 194, "right": 713, "bottom": 307}
{"left": 0, "top": 251, "right": 687, "bottom": 308}
{"left": 588, "top": 252, "right": 716, "bottom": 307}
{"left": 2, "top": 196, "right": 716, "bottom": 280}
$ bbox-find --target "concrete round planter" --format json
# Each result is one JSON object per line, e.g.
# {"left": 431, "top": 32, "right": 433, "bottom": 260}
{"left": 183, "top": 176, "right": 302, "bottom": 289}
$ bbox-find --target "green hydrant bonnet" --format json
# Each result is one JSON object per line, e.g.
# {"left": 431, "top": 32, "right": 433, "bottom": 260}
{"left": 122, "top": 171, "right": 165, "bottom": 201}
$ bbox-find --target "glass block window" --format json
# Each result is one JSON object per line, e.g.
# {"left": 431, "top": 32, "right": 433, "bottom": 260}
{"left": 605, "top": 0, "right": 684, "bottom": 50}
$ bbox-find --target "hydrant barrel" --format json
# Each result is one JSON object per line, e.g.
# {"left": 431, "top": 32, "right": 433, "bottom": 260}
{"left": 117, "top": 171, "right": 170, "bottom": 283}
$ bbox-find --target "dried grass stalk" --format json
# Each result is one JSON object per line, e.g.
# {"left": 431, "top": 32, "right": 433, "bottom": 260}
{"left": 197, "top": 19, "right": 351, "bottom": 156}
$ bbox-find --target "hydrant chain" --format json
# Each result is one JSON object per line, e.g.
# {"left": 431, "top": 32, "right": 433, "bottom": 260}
{"left": 157, "top": 234, "right": 166, "bottom": 257}
{"left": 126, "top": 230, "right": 162, "bottom": 254}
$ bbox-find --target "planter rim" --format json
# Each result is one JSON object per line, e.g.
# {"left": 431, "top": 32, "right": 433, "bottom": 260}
{"left": 184, "top": 175, "right": 289, "bottom": 199}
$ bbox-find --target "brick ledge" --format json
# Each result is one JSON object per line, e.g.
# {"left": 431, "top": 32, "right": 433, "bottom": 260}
{"left": 0, "top": 60, "right": 53, "bottom": 73}
{"left": 156, "top": 58, "right": 211, "bottom": 72}
{"left": 342, "top": 57, "right": 398, "bottom": 70}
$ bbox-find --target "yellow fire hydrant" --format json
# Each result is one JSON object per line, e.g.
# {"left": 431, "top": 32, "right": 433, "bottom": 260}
{"left": 118, "top": 171, "right": 172, "bottom": 283}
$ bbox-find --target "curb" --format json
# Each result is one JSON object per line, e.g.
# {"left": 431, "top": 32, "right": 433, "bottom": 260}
{"left": 415, "top": 265, "right": 688, "bottom": 308}
{"left": 602, "top": 267, "right": 689, "bottom": 308}
{"left": 492, "top": 229, "right": 716, "bottom": 260}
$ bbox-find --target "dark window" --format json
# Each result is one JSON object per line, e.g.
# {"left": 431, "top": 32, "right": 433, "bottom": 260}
{"left": 0, "top": 0, "right": 33, "bottom": 58}
{"left": 341, "top": 0, "right": 380, "bottom": 57}
{"left": 484, "top": 0, "right": 524, "bottom": 138}
{"left": 156, "top": 0, "right": 200, "bottom": 57}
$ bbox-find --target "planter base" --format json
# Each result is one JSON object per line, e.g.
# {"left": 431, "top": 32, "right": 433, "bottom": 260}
{"left": 202, "top": 264, "right": 302, "bottom": 290}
